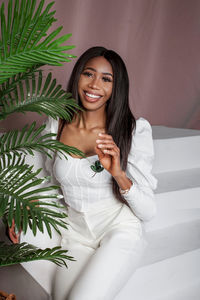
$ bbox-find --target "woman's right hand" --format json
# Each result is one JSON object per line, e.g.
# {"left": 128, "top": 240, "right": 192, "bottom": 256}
{"left": 8, "top": 219, "right": 21, "bottom": 244}
{"left": 7, "top": 200, "right": 39, "bottom": 243}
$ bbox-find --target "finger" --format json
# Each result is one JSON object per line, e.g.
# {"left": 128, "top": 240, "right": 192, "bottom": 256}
{"left": 98, "top": 133, "right": 113, "bottom": 141}
{"left": 9, "top": 219, "right": 20, "bottom": 243}
{"left": 11, "top": 218, "right": 15, "bottom": 228}
{"left": 12, "top": 234, "right": 20, "bottom": 244}
{"left": 94, "top": 146, "right": 105, "bottom": 160}
{"left": 97, "top": 142, "right": 120, "bottom": 151}
{"left": 8, "top": 228, "right": 19, "bottom": 244}
{"left": 97, "top": 143, "right": 116, "bottom": 149}
{"left": 102, "top": 149, "right": 120, "bottom": 157}
{"left": 97, "top": 144, "right": 120, "bottom": 155}
{"left": 96, "top": 140, "right": 115, "bottom": 146}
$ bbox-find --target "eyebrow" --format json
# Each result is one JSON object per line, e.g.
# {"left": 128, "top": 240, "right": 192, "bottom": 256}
{"left": 83, "top": 67, "right": 113, "bottom": 77}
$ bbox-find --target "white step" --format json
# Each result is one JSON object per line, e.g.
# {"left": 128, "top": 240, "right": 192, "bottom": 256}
{"left": 145, "top": 186, "right": 200, "bottom": 232}
{"left": 115, "top": 248, "right": 200, "bottom": 300}
{"left": 143, "top": 219, "right": 200, "bottom": 266}
{"left": 155, "top": 281, "right": 200, "bottom": 300}
{"left": 153, "top": 135, "right": 200, "bottom": 173}
{"left": 152, "top": 125, "right": 200, "bottom": 139}
{"left": 155, "top": 167, "right": 200, "bottom": 193}
{"left": 146, "top": 167, "right": 200, "bottom": 232}
{"left": 152, "top": 125, "right": 200, "bottom": 173}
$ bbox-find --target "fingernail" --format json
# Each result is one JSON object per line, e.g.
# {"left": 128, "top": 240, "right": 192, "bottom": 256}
{"left": 96, "top": 139, "right": 101, "bottom": 143}
{"left": 99, "top": 133, "right": 103, "bottom": 136}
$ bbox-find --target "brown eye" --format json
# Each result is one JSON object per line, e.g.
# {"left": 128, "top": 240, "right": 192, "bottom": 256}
{"left": 82, "top": 71, "right": 93, "bottom": 77}
{"left": 102, "top": 76, "right": 112, "bottom": 83}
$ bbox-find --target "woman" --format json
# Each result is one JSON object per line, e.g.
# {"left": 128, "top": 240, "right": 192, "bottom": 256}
{"left": 43, "top": 46, "right": 157, "bottom": 299}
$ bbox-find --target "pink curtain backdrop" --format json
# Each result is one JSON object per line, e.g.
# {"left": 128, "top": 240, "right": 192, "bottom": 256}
{"left": 1, "top": 0, "right": 200, "bottom": 131}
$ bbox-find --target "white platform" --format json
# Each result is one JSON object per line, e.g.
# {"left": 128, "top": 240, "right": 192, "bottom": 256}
{"left": 115, "top": 125, "right": 200, "bottom": 300}
{"left": 116, "top": 249, "right": 200, "bottom": 300}
{"left": 20, "top": 125, "right": 200, "bottom": 299}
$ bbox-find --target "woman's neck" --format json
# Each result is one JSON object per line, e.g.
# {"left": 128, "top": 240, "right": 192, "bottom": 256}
{"left": 72, "top": 110, "right": 106, "bottom": 132}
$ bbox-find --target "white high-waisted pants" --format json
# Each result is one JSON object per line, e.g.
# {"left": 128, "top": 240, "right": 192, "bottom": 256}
{"left": 52, "top": 203, "right": 147, "bottom": 300}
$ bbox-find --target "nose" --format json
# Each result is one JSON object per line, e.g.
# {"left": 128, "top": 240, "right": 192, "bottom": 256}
{"left": 88, "top": 77, "right": 101, "bottom": 89}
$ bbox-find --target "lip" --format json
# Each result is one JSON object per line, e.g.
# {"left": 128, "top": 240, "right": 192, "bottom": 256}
{"left": 83, "top": 91, "right": 102, "bottom": 103}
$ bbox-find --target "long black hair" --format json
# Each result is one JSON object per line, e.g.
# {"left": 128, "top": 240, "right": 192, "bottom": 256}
{"left": 58, "top": 46, "right": 136, "bottom": 204}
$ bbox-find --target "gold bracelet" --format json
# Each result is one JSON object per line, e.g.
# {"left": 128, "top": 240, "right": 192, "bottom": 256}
{"left": 119, "top": 188, "right": 130, "bottom": 195}
{"left": 119, "top": 179, "right": 133, "bottom": 195}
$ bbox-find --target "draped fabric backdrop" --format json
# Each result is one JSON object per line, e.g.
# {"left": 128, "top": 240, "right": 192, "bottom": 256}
{"left": 1, "top": 0, "right": 200, "bottom": 130}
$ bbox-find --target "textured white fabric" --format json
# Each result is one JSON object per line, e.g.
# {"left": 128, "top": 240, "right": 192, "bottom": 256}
{"left": 43, "top": 116, "right": 158, "bottom": 221}
{"left": 41, "top": 116, "right": 158, "bottom": 299}
{"left": 52, "top": 203, "right": 148, "bottom": 300}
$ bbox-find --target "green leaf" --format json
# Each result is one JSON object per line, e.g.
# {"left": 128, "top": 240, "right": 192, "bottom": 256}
{"left": 0, "top": 71, "right": 82, "bottom": 121}
{"left": 0, "top": 156, "right": 69, "bottom": 236}
{"left": 0, "top": 123, "right": 84, "bottom": 160}
{"left": 0, "top": 0, "right": 81, "bottom": 268}
{"left": 0, "top": 242, "right": 75, "bottom": 267}
{"left": 0, "top": 0, "right": 75, "bottom": 83}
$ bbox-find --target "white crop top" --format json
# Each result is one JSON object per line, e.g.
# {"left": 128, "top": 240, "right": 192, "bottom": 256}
{"left": 43, "top": 116, "right": 158, "bottom": 221}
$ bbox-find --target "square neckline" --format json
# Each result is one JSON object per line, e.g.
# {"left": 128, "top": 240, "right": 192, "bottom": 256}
{"left": 58, "top": 120, "right": 100, "bottom": 161}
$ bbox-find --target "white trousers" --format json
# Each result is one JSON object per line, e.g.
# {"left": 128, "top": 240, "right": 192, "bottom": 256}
{"left": 52, "top": 203, "right": 147, "bottom": 300}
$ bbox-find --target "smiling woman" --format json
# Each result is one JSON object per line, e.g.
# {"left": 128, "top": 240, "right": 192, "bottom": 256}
{"left": 78, "top": 56, "right": 113, "bottom": 109}
{"left": 43, "top": 46, "right": 157, "bottom": 300}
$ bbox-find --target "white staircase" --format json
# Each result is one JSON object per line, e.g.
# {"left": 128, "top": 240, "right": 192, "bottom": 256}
{"left": 116, "top": 125, "right": 200, "bottom": 300}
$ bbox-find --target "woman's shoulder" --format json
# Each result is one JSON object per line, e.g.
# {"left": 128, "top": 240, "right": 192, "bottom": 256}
{"left": 130, "top": 117, "right": 154, "bottom": 155}
{"left": 43, "top": 116, "right": 59, "bottom": 135}
{"left": 135, "top": 117, "right": 152, "bottom": 133}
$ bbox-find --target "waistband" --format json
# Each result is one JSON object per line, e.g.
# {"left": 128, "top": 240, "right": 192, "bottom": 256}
{"left": 65, "top": 196, "right": 122, "bottom": 214}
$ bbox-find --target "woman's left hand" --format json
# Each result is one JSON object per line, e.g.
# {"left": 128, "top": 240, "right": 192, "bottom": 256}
{"left": 95, "top": 133, "right": 122, "bottom": 177}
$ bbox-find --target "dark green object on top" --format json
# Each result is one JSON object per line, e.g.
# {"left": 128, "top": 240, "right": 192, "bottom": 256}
{"left": 90, "top": 160, "right": 104, "bottom": 177}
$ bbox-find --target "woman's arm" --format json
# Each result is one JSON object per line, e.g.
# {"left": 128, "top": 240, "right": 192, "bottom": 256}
{"left": 119, "top": 118, "right": 158, "bottom": 221}
{"left": 113, "top": 171, "right": 133, "bottom": 191}
{"left": 95, "top": 117, "right": 158, "bottom": 222}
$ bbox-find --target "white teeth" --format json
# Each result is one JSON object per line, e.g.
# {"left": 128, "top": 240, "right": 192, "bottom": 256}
{"left": 86, "top": 92, "right": 101, "bottom": 99}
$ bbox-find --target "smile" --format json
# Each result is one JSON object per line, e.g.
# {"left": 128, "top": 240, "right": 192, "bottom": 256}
{"left": 85, "top": 92, "right": 101, "bottom": 99}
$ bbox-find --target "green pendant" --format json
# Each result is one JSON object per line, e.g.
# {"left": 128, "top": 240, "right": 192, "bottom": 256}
{"left": 90, "top": 160, "right": 104, "bottom": 177}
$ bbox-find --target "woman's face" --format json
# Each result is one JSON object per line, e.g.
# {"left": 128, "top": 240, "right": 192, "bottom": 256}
{"left": 78, "top": 56, "right": 113, "bottom": 112}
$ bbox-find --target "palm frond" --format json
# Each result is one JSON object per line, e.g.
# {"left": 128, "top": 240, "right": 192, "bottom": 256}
{"left": 0, "top": 0, "right": 76, "bottom": 84}
{"left": 0, "top": 0, "right": 56, "bottom": 53}
{"left": 0, "top": 242, "right": 75, "bottom": 267}
{"left": 0, "top": 155, "right": 69, "bottom": 236}
{"left": 0, "top": 70, "right": 82, "bottom": 120}
{"left": 0, "top": 0, "right": 80, "bottom": 269}
{"left": 0, "top": 68, "right": 41, "bottom": 98}
{"left": 0, "top": 121, "right": 85, "bottom": 159}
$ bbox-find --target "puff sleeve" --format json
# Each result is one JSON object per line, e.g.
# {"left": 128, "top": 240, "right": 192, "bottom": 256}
{"left": 42, "top": 116, "right": 59, "bottom": 180}
{"left": 123, "top": 117, "right": 158, "bottom": 221}
{"left": 37, "top": 115, "right": 65, "bottom": 202}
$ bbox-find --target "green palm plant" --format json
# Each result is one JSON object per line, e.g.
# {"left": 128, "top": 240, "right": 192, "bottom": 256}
{"left": 0, "top": 0, "right": 84, "bottom": 267}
